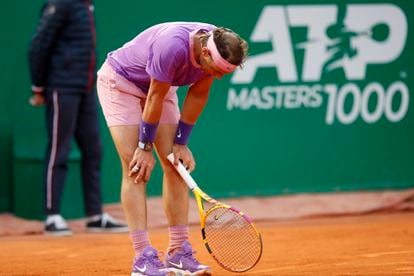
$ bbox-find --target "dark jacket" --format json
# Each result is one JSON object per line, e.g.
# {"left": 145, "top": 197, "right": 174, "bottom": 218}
{"left": 28, "top": 0, "right": 96, "bottom": 93}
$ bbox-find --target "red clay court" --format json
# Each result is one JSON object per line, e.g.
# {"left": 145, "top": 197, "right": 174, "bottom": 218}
{"left": 1, "top": 190, "right": 414, "bottom": 275}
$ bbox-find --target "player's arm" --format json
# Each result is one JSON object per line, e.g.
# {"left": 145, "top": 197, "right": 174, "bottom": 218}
{"left": 142, "top": 78, "right": 171, "bottom": 123}
{"left": 129, "top": 78, "right": 171, "bottom": 183}
{"left": 180, "top": 75, "right": 214, "bottom": 124}
{"left": 171, "top": 75, "right": 214, "bottom": 168}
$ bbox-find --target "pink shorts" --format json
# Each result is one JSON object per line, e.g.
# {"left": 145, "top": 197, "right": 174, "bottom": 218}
{"left": 96, "top": 61, "right": 180, "bottom": 127}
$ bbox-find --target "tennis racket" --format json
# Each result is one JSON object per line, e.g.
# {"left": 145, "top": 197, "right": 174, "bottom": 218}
{"left": 166, "top": 153, "right": 263, "bottom": 272}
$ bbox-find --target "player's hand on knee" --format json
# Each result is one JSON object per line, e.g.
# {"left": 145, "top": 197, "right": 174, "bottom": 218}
{"left": 129, "top": 148, "right": 156, "bottom": 183}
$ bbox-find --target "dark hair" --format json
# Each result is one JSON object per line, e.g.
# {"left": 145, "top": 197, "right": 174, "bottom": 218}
{"left": 200, "top": 27, "right": 249, "bottom": 66}
{"left": 213, "top": 27, "right": 248, "bottom": 66}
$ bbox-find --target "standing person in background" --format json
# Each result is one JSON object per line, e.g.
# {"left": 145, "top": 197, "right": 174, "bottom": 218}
{"left": 28, "top": 0, "right": 127, "bottom": 236}
{"left": 97, "top": 22, "right": 248, "bottom": 275}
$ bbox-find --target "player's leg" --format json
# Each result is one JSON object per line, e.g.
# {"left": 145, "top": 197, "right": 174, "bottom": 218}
{"left": 109, "top": 125, "right": 148, "bottom": 231}
{"left": 154, "top": 92, "right": 211, "bottom": 275}
{"left": 97, "top": 61, "right": 169, "bottom": 276}
{"left": 154, "top": 124, "right": 189, "bottom": 227}
{"left": 151, "top": 88, "right": 188, "bottom": 228}
{"left": 107, "top": 115, "right": 166, "bottom": 276}
{"left": 96, "top": 61, "right": 149, "bottom": 234}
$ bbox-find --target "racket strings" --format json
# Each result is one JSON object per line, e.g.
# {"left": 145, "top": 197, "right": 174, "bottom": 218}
{"left": 204, "top": 206, "right": 262, "bottom": 271}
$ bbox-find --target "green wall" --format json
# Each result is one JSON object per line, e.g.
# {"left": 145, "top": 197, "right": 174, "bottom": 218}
{"left": 1, "top": 0, "right": 413, "bottom": 217}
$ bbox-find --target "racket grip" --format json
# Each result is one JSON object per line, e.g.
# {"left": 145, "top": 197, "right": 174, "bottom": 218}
{"left": 166, "top": 153, "right": 198, "bottom": 189}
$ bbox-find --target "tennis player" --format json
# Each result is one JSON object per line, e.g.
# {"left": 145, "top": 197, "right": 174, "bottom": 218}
{"left": 97, "top": 22, "right": 248, "bottom": 276}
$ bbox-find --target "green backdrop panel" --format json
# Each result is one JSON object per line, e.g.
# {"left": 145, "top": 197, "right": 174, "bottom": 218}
{"left": 0, "top": 0, "right": 413, "bottom": 217}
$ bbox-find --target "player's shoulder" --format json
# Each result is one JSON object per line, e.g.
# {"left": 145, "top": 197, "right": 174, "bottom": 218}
{"left": 158, "top": 22, "right": 214, "bottom": 43}
{"left": 153, "top": 35, "right": 187, "bottom": 62}
{"left": 153, "top": 24, "right": 189, "bottom": 47}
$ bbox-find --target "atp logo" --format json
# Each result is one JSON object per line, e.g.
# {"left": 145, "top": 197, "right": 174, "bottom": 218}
{"left": 232, "top": 4, "right": 407, "bottom": 83}
{"left": 227, "top": 4, "right": 410, "bottom": 125}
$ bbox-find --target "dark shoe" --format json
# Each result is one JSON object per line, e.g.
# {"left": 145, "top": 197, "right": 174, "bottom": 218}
{"left": 44, "top": 214, "right": 73, "bottom": 236}
{"left": 86, "top": 213, "right": 128, "bottom": 233}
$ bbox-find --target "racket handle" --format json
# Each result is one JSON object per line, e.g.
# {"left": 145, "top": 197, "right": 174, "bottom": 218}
{"left": 166, "top": 153, "right": 198, "bottom": 190}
